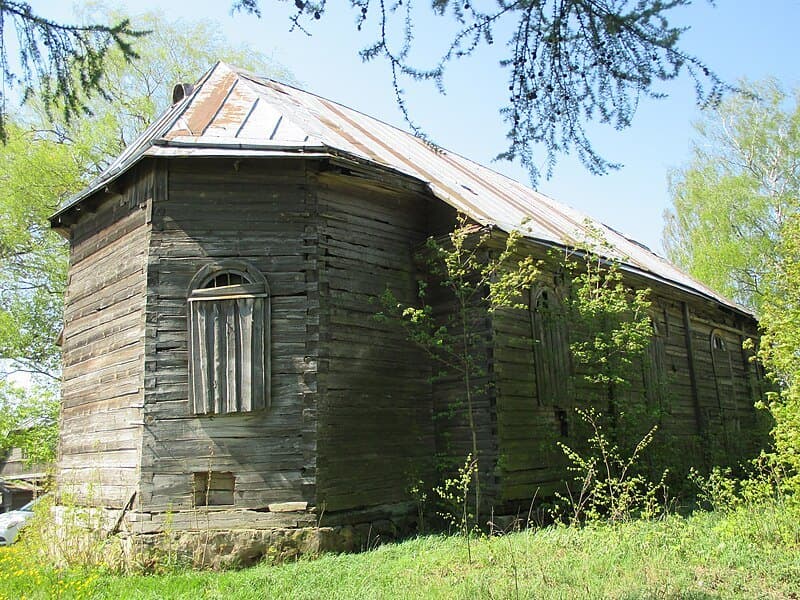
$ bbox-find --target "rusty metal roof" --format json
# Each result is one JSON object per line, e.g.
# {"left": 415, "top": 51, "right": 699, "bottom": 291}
{"left": 53, "top": 61, "right": 750, "bottom": 316}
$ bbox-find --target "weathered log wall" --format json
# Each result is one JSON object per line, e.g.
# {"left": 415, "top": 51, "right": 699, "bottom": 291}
{"left": 137, "top": 158, "right": 318, "bottom": 530}
{"left": 427, "top": 282, "right": 500, "bottom": 507}
{"left": 55, "top": 154, "right": 768, "bottom": 536}
{"left": 58, "top": 165, "right": 154, "bottom": 506}
{"left": 491, "top": 255, "right": 768, "bottom": 506}
{"left": 314, "top": 168, "right": 439, "bottom": 513}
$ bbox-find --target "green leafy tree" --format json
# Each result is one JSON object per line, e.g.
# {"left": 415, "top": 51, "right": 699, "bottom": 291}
{"left": 568, "top": 248, "right": 656, "bottom": 446}
{"left": 0, "top": 122, "right": 82, "bottom": 382}
{"left": 758, "top": 213, "right": 800, "bottom": 494}
{"left": 567, "top": 244, "right": 653, "bottom": 401}
{"left": 0, "top": 4, "right": 290, "bottom": 456}
{"left": 235, "top": 0, "right": 727, "bottom": 183}
{"left": 0, "top": 0, "right": 146, "bottom": 142}
{"left": 663, "top": 78, "right": 800, "bottom": 495}
{"left": 0, "top": 381, "right": 59, "bottom": 465}
{"left": 664, "top": 80, "right": 800, "bottom": 313}
{"left": 378, "top": 213, "right": 539, "bottom": 524}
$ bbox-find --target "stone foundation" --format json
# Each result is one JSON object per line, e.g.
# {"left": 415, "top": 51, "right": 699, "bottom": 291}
{"left": 134, "top": 518, "right": 407, "bottom": 569}
{"left": 108, "top": 502, "right": 417, "bottom": 569}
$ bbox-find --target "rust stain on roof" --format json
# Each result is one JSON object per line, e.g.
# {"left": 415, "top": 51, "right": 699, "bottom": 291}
{"left": 436, "top": 151, "right": 574, "bottom": 244}
{"left": 53, "top": 61, "right": 751, "bottom": 316}
{"left": 185, "top": 70, "right": 238, "bottom": 136}
{"left": 315, "top": 110, "right": 384, "bottom": 164}
{"left": 316, "top": 97, "right": 494, "bottom": 221}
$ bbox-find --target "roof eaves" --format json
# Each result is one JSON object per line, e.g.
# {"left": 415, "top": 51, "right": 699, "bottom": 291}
{"left": 488, "top": 224, "right": 754, "bottom": 318}
{"left": 49, "top": 63, "right": 222, "bottom": 225}
{"left": 151, "top": 137, "right": 329, "bottom": 153}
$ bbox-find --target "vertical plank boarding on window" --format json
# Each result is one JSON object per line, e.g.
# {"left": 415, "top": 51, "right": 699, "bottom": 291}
{"left": 643, "top": 320, "right": 667, "bottom": 408}
{"left": 238, "top": 299, "right": 254, "bottom": 411}
{"left": 189, "top": 295, "right": 268, "bottom": 415}
{"left": 251, "top": 296, "right": 268, "bottom": 412}
{"left": 711, "top": 331, "right": 738, "bottom": 445}
{"left": 530, "top": 289, "right": 570, "bottom": 407}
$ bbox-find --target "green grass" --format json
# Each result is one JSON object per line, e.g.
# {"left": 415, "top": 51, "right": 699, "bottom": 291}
{"left": 1, "top": 502, "right": 798, "bottom": 599}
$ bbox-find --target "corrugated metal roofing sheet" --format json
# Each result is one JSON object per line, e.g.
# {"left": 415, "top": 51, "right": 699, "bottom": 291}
{"left": 52, "top": 61, "right": 750, "bottom": 316}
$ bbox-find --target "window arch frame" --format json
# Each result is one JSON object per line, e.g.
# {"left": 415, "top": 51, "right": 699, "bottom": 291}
{"left": 529, "top": 286, "right": 571, "bottom": 408}
{"left": 642, "top": 312, "right": 667, "bottom": 408}
{"left": 709, "top": 327, "right": 738, "bottom": 439}
{"left": 187, "top": 260, "right": 271, "bottom": 415}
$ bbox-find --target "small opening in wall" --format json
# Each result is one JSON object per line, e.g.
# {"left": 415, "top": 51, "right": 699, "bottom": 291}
{"left": 204, "top": 272, "right": 248, "bottom": 288}
{"left": 712, "top": 332, "right": 726, "bottom": 351}
{"left": 193, "top": 471, "right": 235, "bottom": 507}
{"left": 555, "top": 409, "right": 569, "bottom": 438}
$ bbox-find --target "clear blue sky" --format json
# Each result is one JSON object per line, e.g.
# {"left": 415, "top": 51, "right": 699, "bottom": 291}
{"left": 33, "top": 0, "right": 800, "bottom": 252}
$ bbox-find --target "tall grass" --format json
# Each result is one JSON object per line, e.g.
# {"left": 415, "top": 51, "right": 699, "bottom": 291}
{"left": 1, "top": 501, "right": 798, "bottom": 599}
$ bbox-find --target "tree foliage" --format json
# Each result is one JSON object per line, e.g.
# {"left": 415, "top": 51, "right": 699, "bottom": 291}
{"left": 758, "top": 213, "right": 800, "bottom": 494}
{"left": 0, "top": 122, "right": 82, "bottom": 381}
{"left": 664, "top": 80, "right": 800, "bottom": 312}
{"left": 566, "top": 243, "right": 652, "bottom": 392}
{"left": 0, "top": 0, "right": 146, "bottom": 142}
{"left": 0, "top": 380, "right": 58, "bottom": 464}
{"left": 235, "top": 0, "right": 727, "bottom": 182}
{"left": 663, "top": 78, "right": 800, "bottom": 494}
{"left": 0, "top": 4, "right": 290, "bottom": 456}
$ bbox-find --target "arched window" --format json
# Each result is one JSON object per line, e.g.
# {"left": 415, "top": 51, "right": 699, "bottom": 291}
{"left": 187, "top": 260, "right": 270, "bottom": 415}
{"left": 711, "top": 331, "right": 727, "bottom": 352}
{"left": 643, "top": 316, "right": 666, "bottom": 407}
{"left": 530, "top": 288, "right": 571, "bottom": 407}
{"left": 710, "top": 329, "right": 737, "bottom": 435}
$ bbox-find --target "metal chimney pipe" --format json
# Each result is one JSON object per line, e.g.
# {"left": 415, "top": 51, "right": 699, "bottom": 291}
{"left": 172, "top": 83, "right": 194, "bottom": 104}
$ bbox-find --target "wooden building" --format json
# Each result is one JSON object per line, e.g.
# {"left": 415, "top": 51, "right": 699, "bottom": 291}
{"left": 50, "top": 63, "right": 767, "bottom": 561}
{"left": 0, "top": 448, "right": 49, "bottom": 512}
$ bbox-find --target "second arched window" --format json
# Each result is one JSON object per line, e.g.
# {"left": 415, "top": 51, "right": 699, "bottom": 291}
{"left": 530, "top": 288, "right": 571, "bottom": 407}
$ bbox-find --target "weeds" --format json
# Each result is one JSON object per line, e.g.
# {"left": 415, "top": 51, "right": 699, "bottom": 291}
{"left": 18, "top": 485, "right": 125, "bottom": 570}
{"left": 556, "top": 407, "right": 669, "bottom": 524}
{"left": 433, "top": 454, "right": 479, "bottom": 561}
{"left": 407, "top": 479, "right": 429, "bottom": 534}
{"left": 1, "top": 501, "right": 798, "bottom": 598}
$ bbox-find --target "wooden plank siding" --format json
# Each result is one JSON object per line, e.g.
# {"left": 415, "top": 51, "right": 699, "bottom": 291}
{"left": 490, "top": 250, "right": 768, "bottom": 506}
{"left": 138, "top": 158, "right": 318, "bottom": 520}
{"left": 314, "top": 170, "right": 439, "bottom": 513}
{"left": 0, "top": 448, "right": 49, "bottom": 479}
{"left": 57, "top": 164, "right": 155, "bottom": 507}
{"left": 427, "top": 282, "right": 501, "bottom": 507}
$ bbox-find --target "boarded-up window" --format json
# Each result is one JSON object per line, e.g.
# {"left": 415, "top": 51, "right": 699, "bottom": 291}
{"left": 530, "top": 288, "right": 571, "bottom": 406}
{"left": 193, "top": 471, "right": 235, "bottom": 506}
{"left": 643, "top": 317, "right": 667, "bottom": 406}
{"left": 188, "top": 261, "right": 270, "bottom": 415}
{"left": 711, "top": 329, "right": 738, "bottom": 438}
